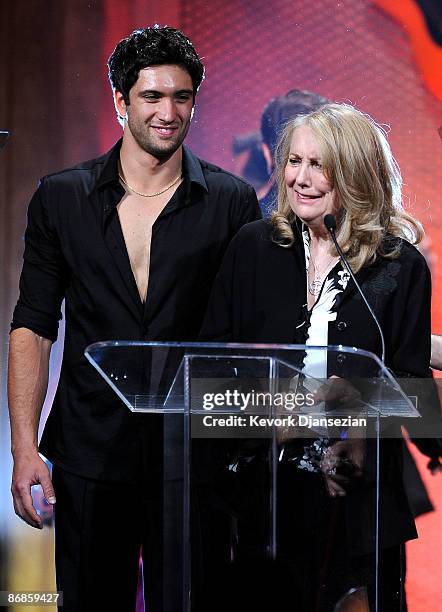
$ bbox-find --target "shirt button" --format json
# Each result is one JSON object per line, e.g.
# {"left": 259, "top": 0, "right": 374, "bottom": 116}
{"left": 337, "top": 321, "right": 347, "bottom": 331}
{"left": 337, "top": 353, "right": 346, "bottom": 364}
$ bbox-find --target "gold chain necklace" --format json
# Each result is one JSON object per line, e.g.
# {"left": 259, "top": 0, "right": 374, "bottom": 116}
{"left": 118, "top": 172, "right": 182, "bottom": 198}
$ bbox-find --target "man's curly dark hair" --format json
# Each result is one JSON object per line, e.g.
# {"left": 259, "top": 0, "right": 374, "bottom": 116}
{"left": 108, "top": 25, "right": 204, "bottom": 104}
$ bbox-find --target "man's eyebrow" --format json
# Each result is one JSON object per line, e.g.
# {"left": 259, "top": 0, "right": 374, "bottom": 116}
{"left": 137, "top": 88, "right": 193, "bottom": 96}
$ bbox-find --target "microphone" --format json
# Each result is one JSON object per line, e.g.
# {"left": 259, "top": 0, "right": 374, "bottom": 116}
{"left": 324, "top": 214, "right": 386, "bottom": 363}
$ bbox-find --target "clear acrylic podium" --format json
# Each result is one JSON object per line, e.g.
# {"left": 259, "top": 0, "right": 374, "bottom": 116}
{"left": 84, "top": 342, "right": 419, "bottom": 612}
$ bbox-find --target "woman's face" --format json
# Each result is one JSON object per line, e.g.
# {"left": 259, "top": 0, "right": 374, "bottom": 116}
{"left": 284, "top": 125, "right": 336, "bottom": 230}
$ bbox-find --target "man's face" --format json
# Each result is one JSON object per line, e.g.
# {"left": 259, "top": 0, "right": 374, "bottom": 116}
{"left": 116, "top": 64, "right": 194, "bottom": 158}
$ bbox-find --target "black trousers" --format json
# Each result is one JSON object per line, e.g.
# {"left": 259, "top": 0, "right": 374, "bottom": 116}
{"left": 52, "top": 465, "right": 169, "bottom": 612}
{"left": 52, "top": 464, "right": 235, "bottom": 612}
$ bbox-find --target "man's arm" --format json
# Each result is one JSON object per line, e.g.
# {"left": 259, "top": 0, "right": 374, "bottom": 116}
{"left": 8, "top": 327, "right": 56, "bottom": 529}
{"left": 431, "top": 333, "right": 442, "bottom": 370}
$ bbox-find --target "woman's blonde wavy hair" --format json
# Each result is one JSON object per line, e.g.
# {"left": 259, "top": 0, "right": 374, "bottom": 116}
{"left": 271, "top": 103, "right": 423, "bottom": 272}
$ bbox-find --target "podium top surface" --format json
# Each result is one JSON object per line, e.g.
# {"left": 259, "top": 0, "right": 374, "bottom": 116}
{"left": 84, "top": 341, "right": 419, "bottom": 418}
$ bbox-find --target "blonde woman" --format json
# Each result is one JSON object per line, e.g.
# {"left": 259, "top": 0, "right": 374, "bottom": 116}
{"left": 201, "top": 103, "right": 440, "bottom": 611}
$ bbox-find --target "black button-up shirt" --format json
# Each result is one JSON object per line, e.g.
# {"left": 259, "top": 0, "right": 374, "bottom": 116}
{"left": 11, "top": 140, "right": 261, "bottom": 479}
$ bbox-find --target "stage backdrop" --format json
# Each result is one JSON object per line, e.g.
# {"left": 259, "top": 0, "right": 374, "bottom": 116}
{"left": 0, "top": 1, "right": 441, "bottom": 610}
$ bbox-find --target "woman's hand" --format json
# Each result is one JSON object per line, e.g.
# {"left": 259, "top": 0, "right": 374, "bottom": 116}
{"left": 313, "top": 374, "right": 361, "bottom": 406}
{"left": 320, "top": 439, "right": 364, "bottom": 497}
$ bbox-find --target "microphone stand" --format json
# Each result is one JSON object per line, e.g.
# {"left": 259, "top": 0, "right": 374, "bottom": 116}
{"left": 323, "top": 214, "right": 386, "bottom": 364}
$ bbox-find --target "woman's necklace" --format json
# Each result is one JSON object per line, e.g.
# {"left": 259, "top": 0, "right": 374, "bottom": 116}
{"left": 118, "top": 170, "right": 182, "bottom": 198}
{"left": 308, "top": 253, "right": 338, "bottom": 296}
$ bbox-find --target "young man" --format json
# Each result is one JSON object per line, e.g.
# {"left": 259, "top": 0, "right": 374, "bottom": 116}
{"left": 8, "top": 26, "right": 260, "bottom": 610}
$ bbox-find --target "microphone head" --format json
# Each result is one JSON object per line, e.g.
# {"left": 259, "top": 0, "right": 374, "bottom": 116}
{"left": 324, "top": 214, "right": 336, "bottom": 232}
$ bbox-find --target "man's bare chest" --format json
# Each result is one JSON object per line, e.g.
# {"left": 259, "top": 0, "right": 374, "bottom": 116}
{"left": 117, "top": 192, "right": 172, "bottom": 301}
